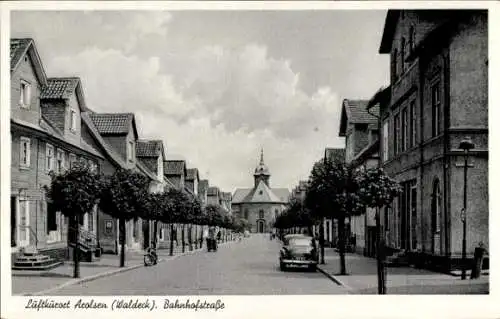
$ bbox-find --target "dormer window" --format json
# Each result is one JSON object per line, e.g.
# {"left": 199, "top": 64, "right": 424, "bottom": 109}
{"left": 128, "top": 141, "right": 134, "bottom": 162}
{"left": 19, "top": 80, "right": 31, "bottom": 108}
{"left": 70, "top": 109, "right": 77, "bottom": 132}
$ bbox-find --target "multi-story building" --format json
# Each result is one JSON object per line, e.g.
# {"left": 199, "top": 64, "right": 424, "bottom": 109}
{"left": 339, "top": 98, "right": 380, "bottom": 256}
{"left": 207, "top": 186, "right": 221, "bottom": 206}
{"left": 10, "top": 39, "right": 104, "bottom": 268}
{"left": 198, "top": 179, "right": 209, "bottom": 206}
{"left": 164, "top": 160, "right": 187, "bottom": 190}
{"left": 232, "top": 150, "right": 290, "bottom": 233}
{"left": 373, "top": 10, "right": 488, "bottom": 270}
{"left": 185, "top": 168, "right": 200, "bottom": 197}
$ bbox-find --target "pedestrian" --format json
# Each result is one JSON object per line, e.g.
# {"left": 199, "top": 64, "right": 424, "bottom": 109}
{"left": 217, "top": 230, "right": 221, "bottom": 243}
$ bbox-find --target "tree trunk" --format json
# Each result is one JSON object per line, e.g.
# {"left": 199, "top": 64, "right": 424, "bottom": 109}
{"left": 72, "top": 216, "right": 80, "bottom": 278}
{"left": 199, "top": 225, "right": 204, "bottom": 248}
{"left": 194, "top": 224, "right": 198, "bottom": 249}
{"left": 319, "top": 220, "right": 325, "bottom": 264}
{"left": 152, "top": 220, "right": 158, "bottom": 248}
{"left": 119, "top": 217, "right": 126, "bottom": 268}
{"left": 188, "top": 224, "right": 193, "bottom": 251}
{"left": 181, "top": 224, "right": 186, "bottom": 253}
{"left": 338, "top": 216, "right": 347, "bottom": 275}
{"left": 375, "top": 207, "right": 386, "bottom": 294}
{"left": 169, "top": 223, "right": 174, "bottom": 256}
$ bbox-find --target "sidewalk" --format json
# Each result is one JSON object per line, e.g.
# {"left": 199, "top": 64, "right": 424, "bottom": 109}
{"left": 12, "top": 240, "right": 235, "bottom": 296}
{"left": 317, "top": 248, "right": 489, "bottom": 294}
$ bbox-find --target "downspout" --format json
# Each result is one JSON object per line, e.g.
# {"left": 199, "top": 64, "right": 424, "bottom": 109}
{"left": 419, "top": 53, "right": 426, "bottom": 255}
{"left": 443, "top": 49, "right": 451, "bottom": 263}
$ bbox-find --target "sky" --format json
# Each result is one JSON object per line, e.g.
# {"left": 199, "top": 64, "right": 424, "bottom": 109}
{"left": 11, "top": 10, "right": 390, "bottom": 193}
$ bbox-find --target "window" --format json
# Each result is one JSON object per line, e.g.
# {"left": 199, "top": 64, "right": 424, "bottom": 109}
{"left": 45, "top": 144, "right": 54, "bottom": 171}
{"left": 259, "top": 210, "right": 265, "bottom": 219}
{"left": 69, "top": 153, "right": 77, "bottom": 169}
{"left": 19, "top": 80, "right": 31, "bottom": 108}
{"left": 392, "top": 49, "right": 398, "bottom": 82}
{"left": 56, "top": 149, "right": 65, "bottom": 173}
{"left": 401, "top": 37, "right": 406, "bottom": 73}
{"left": 159, "top": 227, "right": 165, "bottom": 241}
{"left": 20, "top": 137, "right": 31, "bottom": 168}
{"left": 409, "top": 26, "right": 416, "bottom": 54}
{"left": 401, "top": 107, "right": 408, "bottom": 151}
{"left": 409, "top": 100, "right": 417, "bottom": 148}
{"left": 88, "top": 160, "right": 97, "bottom": 173}
{"left": 70, "top": 110, "right": 77, "bottom": 132}
{"left": 244, "top": 209, "right": 249, "bottom": 220}
{"left": 128, "top": 141, "right": 134, "bottom": 161}
{"left": 382, "top": 121, "right": 389, "bottom": 161}
{"left": 394, "top": 113, "right": 400, "bottom": 155}
{"left": 431, "top": 81, "right": 441, "bottom": 137}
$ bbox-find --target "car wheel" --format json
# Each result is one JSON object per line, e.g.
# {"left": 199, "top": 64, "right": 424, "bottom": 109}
{"left": 280, "top": 262, "right": 286, "bottom": 271}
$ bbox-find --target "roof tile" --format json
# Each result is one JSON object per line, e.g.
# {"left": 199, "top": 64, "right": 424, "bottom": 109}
{"left": 345, "top": 99, "right": 379, "bottom": 124}
{"left": 136, "top": 140, "right": 162, "bottom": 157}
{"left": 186, "top": 168, "right": 199, "bottom": 180}
{"left": 89, "top": 113, "right": 133, "bottom": 135}
{"left": 40, "top": 78, "right": 79, "bottom": 99}
{"left": 164, "top": 160, "right": 185, "bottom": 175}
{"left": 10, "top": 38, "right": 31, "bottom": 70}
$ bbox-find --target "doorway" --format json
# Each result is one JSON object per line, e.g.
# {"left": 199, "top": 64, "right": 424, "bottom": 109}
{"left": 257, "top": 220, "right": 265, "bottom": 233}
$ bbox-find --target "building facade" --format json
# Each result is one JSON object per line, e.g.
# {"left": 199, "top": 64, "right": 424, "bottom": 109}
{"left": 10, "top": 39, "right": 104, "bottom": 267}
{"left": 338, "top": 99, "right": 380, "bottom": 256}
{"left": 232, "top": 150, "right": 290, "bottom": 233}
{"left": 376, "top": 10, "right": 488, "bottom": 269}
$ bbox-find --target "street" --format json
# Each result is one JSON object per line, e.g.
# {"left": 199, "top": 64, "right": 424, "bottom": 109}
{"left": 51, "top": 234, "right": 346, "bottom": 295}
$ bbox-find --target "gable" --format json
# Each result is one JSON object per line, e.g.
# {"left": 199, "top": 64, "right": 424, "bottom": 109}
{"left": 10, "top": 38, "right": 47, "bottom": 86}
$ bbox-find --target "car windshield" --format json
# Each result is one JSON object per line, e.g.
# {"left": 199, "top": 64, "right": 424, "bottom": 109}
{"left": 289, "top": 238, "right": 312, "bottom": 247}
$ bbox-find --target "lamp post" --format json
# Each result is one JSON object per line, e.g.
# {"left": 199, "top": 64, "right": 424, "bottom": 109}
{"left": 459, "top": 137, "right": 475, "bottom": 280}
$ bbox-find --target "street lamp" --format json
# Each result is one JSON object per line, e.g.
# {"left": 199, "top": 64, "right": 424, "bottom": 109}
{"left": 459, "top": 136, "right": 475, "bottom": 280}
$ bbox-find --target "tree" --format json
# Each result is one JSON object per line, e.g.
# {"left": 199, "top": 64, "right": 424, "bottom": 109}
{"left": 140, "top": 192, "right": 169, "bottom": 248}
{"left": 358, "top": 167, "right": 402, "bottom": 294}
{"left": 99, "top": 169, "right": 150, "bottom": 267}
{"left": 45, "top": 161, "right": 102, "bottom": 278}
{"left": 187, "top": 196, "right": 202, "bottom": 250}
{"left": 163, "top": 188, "right": 189, "bottom": 256}
{"left": 305, "top": 159, "right": 365, "bottom": 274}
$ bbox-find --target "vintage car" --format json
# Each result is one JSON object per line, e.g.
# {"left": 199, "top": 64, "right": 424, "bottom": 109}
{"left": 279, "top": 235, "right": 318, "bottom": 271}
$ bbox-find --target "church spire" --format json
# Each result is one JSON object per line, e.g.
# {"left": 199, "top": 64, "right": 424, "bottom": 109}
{"left": 259, "top": 147, "right": 264, "bottom": 165}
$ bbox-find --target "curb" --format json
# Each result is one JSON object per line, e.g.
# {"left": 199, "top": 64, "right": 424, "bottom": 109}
{"left": 21, "top": 240, "right": 238, "bottom": 296}
{"left": 316, "top": 265, "right": 353, "bottom": 291}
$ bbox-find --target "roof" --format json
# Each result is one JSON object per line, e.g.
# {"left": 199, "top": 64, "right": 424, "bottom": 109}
{"left": 89, "top": 113, "right": 136, "bottom": 136}
{"left": 41, "top": 77, "right": 88, "bottom": 111}
{"left": 351, "top": 140, "right": 380, "bottom": 167}
{"left": 41, "top": 78, "right": 79, "bottom": 99}
{"left": 379, "top": 10, "right": 401, "bottom": 54}
{"left": 10, "top": 38, "right": 47, "bottom": 86}
{"left": 12, "top": 117, "right": 104, "bottom": 159}
{"left": 81, "top": 112, "right": 130, "bottom": 169}
{"left": 232, "top": 181, "right": 290, "bottom": 204}
{"left": 164, "top": 160, "right": 186, "bottom": 175}
{"left": 324, "top": 148, "right": 345, "bottom": 164}
{"left": 186, "top": 168, "right": 199, "bottom": 181}
{"left": 136, "top": 140, "right": 164, "bottom": 158}
{"left": 339, "top": 99, "right": 378, "bottom": 136}
{"left": 367, "top": 86, "right": 391, "bottom": 110}
{"left": 136, "top": 160, "right": 158, "bottom": 181}
{"left": 198, "top": 179, "right": 209, "bottom": 195}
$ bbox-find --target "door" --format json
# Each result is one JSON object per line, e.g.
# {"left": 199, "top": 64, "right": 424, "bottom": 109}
{"left": 257, "top": 220, "right": 264, "bottom": 233}
{"left": 11, "top": 196, "right": 17, "bottom": 247}
{"left": 18, "top": 196, "right": 30, "bottom": 247}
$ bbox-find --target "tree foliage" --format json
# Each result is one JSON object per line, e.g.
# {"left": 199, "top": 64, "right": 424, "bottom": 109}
{"left": 99, "top": 169, "right": 151, "bottom": 220}
{"left": 45, "top": 161, "right": 102, "bottom": 218}
{"left": 358, "top": 168, "right": 402, "bottom": 209}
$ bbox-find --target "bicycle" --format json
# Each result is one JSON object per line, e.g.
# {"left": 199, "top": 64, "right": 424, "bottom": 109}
{"left": 144, "top": 246, "right": 158, "bottom": 266}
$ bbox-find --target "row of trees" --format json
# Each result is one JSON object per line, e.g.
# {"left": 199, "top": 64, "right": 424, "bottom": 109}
{"left": 45, "top": 161, "right": 247, "bottom": 278}
{"left": 273, "top": 158, "right": 401, "bottom": 294}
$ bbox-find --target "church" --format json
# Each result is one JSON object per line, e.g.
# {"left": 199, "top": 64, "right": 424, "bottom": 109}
{"left": 232, "top": 150, "right": 290, "bottom": 233}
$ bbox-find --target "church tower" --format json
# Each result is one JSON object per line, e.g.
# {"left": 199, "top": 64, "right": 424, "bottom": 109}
{"left": 254, "top": 148, "right": 271, "bottom": 188}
